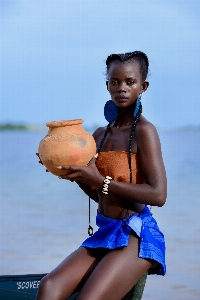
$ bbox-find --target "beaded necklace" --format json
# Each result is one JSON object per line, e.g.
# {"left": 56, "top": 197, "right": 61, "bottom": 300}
{"left": 98, "top": 104, "right": 142, "bottom": 183}
{"left": 88, "top": 104, "right": 142, "bottom": 236}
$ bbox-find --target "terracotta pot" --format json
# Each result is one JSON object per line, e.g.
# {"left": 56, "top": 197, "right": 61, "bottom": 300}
{"left": 38, "top": 119, "right": 96, "bottom": 176}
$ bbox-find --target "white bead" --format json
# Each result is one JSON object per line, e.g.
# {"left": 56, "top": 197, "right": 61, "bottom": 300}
{"left": 102, "top": 176, "right": 112, "bottom": 195}
{"left": 103, "top": 184, "right": 109, "bottom": 188}
{"left": 104, "top": 179, "right": 110, "bottom": 184}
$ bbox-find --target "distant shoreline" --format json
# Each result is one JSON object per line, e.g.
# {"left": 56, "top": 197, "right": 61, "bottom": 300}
{"left": 0, "top": 123, "right": 94, "bottom": 132}
{"left": 0, "top": 123, "right": 46, "bottom": 131}
{"left": 0, "top": 123, "right": 29, "bottom": 131}
{"left": 0, "top": 122, "right": 199, "bottom": 132}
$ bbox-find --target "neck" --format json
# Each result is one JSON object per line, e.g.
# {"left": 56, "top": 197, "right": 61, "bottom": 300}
{"left": 114, "top": 106, "right": 135, "bottom": 129}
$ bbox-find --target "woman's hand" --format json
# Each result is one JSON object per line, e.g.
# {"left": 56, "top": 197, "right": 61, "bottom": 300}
{"left": 36, "top": 153, "right": 49, "bottom": 172}
{"left": 36, "top": 152, "right": 43, "bottom": 164}
{"left": 57, "top": 154, "right": 104, "bottom": 189}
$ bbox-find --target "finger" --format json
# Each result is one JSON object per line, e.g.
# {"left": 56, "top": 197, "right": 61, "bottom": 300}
{"left": 38, "top": 159, "right": 43, "bottom": 165}
{"left": 36, "top": 153, "right": 44, "bottom": 165}
{"left": 58, "top": 172, "right": 79, "bottom": 181}
{"left": 57, "top": 166, "right": 78, "bottom": 171}
{"left": 87, "top": 153, "right": 98, "bottom": 166}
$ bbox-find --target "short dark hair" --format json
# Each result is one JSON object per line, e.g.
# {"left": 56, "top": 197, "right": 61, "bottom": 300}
{"left": 106, "top": 51, "right": 149, "bottom": 81}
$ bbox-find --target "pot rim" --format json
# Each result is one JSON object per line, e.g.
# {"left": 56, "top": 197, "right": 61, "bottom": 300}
{"left": 46, "top": 119, "right": 84, "bottom": 128}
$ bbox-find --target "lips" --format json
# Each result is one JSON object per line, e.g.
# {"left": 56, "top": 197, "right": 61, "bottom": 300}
{"left": 116, "top": 95, "right": 128, "bottom": 100}
{"left": 115, "top": 96, "right": 128, "bottom": 103}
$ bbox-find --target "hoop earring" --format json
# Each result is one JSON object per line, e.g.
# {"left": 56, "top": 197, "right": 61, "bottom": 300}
{"left": 104, "top": 100, "right": 118, "bottom": 123}
{"left": 133, "top": 94, "right": 142, "bottom": 119}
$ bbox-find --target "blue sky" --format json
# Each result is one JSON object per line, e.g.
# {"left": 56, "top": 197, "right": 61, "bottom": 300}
{"left": 0, "top": 0, "right": 200, "bottom": 129}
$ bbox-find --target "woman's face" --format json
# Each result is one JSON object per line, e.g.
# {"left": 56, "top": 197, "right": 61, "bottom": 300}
{"left": 107, "top": 61, "right": 146, "bottom": 109}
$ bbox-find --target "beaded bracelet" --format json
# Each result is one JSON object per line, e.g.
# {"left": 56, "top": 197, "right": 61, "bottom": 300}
{"left": 102, "top": 176, "right": 112, "bottom": 194}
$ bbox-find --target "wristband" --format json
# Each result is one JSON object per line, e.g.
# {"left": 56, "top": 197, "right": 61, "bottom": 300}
{"left": 102, "top": 176, "right": 112, "bottom": 194}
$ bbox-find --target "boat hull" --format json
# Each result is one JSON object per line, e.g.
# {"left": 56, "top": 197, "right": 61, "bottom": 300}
{"left": 0, "top": 272, "right": 146, "bottom": 300}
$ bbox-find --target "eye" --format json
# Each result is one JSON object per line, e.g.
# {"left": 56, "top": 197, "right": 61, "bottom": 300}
{"left": 127, "top": 80, "right": 134, "bottom": 85}
{"left": 109, "top": 80, "right": 118, "bottom": 86}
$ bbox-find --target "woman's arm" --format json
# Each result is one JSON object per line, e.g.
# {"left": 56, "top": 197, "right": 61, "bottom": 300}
{"left": 58, "top": 122, "right": 167, "bottom": 208}
{"left": 107, "top": 121, "right": 167, "bottom": 207}
{"left": 74, "top": 129, "right": 102, "bottom": 203}
{"left": 75, "top": 181, "right": 99, "bottom": 203}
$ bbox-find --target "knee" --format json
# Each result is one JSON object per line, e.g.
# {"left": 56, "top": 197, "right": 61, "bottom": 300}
{"left": 37, "top": 274, "right": 51, "bottom": 295}
{"left": 37, "top": 274, "right": 58, "bottom": 299}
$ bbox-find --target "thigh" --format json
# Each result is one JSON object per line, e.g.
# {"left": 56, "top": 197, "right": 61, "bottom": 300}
{"left": 36, "top": 247, "right": 104, "bottom": 300}
{"left": 76, "top": 235, "right": 153, "bottom": 300}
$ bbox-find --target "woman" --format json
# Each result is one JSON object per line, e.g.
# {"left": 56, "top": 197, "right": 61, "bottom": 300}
{"left": 36, "top": 51, "right": 167, "bottom": 300}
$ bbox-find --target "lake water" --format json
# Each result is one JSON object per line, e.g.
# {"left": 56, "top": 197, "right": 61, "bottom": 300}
{"left": 0, "top": 129, "right": 200, "bottom": 299}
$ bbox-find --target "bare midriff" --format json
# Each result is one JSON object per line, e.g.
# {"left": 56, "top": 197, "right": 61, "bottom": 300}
{"left": 93, "top": 151, "right": 146, "bottom": 219}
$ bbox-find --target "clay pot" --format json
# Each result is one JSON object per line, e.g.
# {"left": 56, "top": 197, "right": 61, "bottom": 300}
{"left": 38, "top": 119, "right": 96, "bottom": 176}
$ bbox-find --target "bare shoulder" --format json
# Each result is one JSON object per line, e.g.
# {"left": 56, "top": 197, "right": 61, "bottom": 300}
{"left": 135, "top": 119, "right": 161, "bottom": 153}
{"left": 92, "top": 126, "right": 107, "bottom": 143}
{"left": 136, "top": 119, "right": 158, "bottom": 137}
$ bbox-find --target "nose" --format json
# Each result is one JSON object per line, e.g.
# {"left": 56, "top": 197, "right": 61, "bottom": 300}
{"left": 117, "top": 82, "right": 126, "bottom": 93}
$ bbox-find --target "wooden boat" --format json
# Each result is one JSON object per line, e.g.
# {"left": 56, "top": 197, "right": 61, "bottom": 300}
{"left": 0, "top": 272, "right": 147, "bottom": 300}
{"left": 0, "top": 274, "right": 46, "bottom": 300}
{"left": 0, "top": 274, "right": 78, "bottom": 300}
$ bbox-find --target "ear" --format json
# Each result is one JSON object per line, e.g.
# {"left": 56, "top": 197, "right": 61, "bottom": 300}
{"left": 141, "top": 81, "right": 149, "bottom": 93}
{"left": 106, "top": 81, "right": 109, "bottom": 91}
